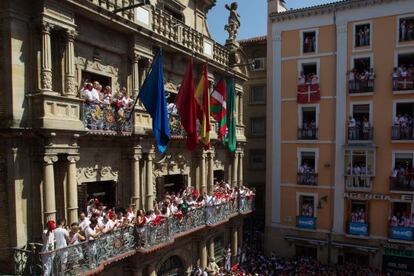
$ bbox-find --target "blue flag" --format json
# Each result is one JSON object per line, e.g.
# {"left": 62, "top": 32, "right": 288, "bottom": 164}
{"left": 138, "top": 50, "right": 171, "bottom": 153}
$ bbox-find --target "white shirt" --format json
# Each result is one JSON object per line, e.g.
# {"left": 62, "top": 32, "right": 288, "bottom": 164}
{"left": 104, "top": 219, "right": 115, "bottom": 232}
{"left": 42, "top": 230, "right": 55, "bottom": 252}
{"left": 54, "top": 227, "right": 69, "bottom": 249}
{"left": 127, "top": 211, "right": 135, "bottom": 222}
{"left": 79, "top": 217, "right": 90, "bottom": 232}
{"left": 85, "top": 226, "right": 97, "bottom": 241}
{"left": 349, "top": 118, "right": 356, "bottom": 128}
{"left": 84, "top": 88, "right": 100, "bottom": 102}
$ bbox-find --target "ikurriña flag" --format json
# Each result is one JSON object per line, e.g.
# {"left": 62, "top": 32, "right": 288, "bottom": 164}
{"left": 225, "top": 78, "right": 236, "bottom": 152}
{"left": 137, "top": 49, "right": 171, "bottom": 153}
{"left": 195, "top": 64, "right": 211, "bottom": 147}
{"left": 176, "top": 58, "right": 198, "bottom": 151}
{"left": 210, "top": 79, "right": 227, "bottom": 139}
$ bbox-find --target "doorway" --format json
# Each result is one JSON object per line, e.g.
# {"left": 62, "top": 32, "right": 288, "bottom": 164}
{"left": 214, "top": 170, "right": 225, "bottom": 182}
{"left": 78, "top": 181, "right": 116, "bottom": 212}
{"left": 156, "top": 174, "right": 187, "bottom": 200}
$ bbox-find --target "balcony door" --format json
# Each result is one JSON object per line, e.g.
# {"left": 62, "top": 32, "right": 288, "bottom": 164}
{"left": 78, "top": 181, "right": 116, "bottom": 213}
{"left": 157, "top": 174, "right": 187, "bottom": 200}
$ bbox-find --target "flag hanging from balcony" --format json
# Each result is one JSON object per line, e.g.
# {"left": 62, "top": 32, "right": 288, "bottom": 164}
{"left": 176, "top": 58, "right": 198, "bottom": 151}
{"left": 137, "top": 49, "right": 171, "bottom": 153}
{"left": 225, "top": 78, "right": 236, "bottom": 152}
{"left": 210, "top": 79, "right": 227, "bottom": 140}
{"left": 195, "top": 64, "right": 211, "bottom": 147}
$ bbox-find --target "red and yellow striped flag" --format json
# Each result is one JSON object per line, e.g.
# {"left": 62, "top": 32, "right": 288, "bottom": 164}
{"left": 195, "top": 65, "right": 211, "bottom": 147}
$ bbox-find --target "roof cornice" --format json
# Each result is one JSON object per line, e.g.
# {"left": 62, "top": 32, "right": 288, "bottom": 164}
{"left": 270, "top": 0, "right": 402, "bottom": 22}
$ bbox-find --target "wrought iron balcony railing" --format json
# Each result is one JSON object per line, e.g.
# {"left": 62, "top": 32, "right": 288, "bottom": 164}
{"left": 391, "top": 126, "right": 414, "bottom": 140}
{"left": 78, "top": 0, "right": 229, "bottom": 66}
{"left": 348, "top": 126, "right": 373, "bottom": 141}
{"left": 15, "top": 197, "right": 254, "bottom": 275}
{"left": 348, "top": 79, "right": 374, "bottom": 94}
{"left": 297, "top": 172, "right": 318, "bottom": 186}
{"left": 82, "top": 103, "right": 132, "bottom": 134}
{"left": 297, "top": 127, "right": 318, "bottom": 140}
{"left": 393, "top": 76, "right": 414, "bottom": 91}
{"left": 345, "top": 175, "right": 373, "bottom": 191}
{"left": 390, "top": 176, "right": 414, "bottom": 192}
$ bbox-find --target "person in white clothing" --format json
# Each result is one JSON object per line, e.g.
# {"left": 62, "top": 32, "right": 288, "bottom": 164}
{"left": 54, "top": 219, "right": 70, "bottom": 273}
{"left": 78, "top": 212, "right": 90, "bottom": 233}
{"left": 85, "top": 217, "right": 101, "bottom": 268}
{"left": 41, "top": 220, "right": 55, "bottom": 276}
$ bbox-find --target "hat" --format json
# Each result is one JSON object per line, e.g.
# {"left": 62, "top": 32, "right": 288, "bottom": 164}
{"left": 47, "top": 220, "right": 55, "bottom": 231}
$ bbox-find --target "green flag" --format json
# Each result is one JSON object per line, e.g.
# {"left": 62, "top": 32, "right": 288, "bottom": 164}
{"left": 225, "top": 78, "right": 236, "bottom": 152}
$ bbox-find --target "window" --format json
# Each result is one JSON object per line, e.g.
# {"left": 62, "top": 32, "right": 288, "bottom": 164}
{"left": 250, "top": 118, "right": 265, "bottom": 136}
{"left": 250, "top": 85, "right": 266, "bottom": 104}
{"left": 390, "top": 152, "right": 414, "bottom": 192}
{"left": 392, "top": 102, "right": 414, "bottom": 140}
{"left": 344, "top": 149, "right": 375, "bottom": 176}
{"left": 301, "top": 63, "right": 317, "bottom": 80}
{"left": 249, "top": 150, "right": 265, "bottom": 169}
{"left": 399, "top": 16, "right": 414, "bottom": 42}
{"left": 349, "top": 57, "right": 374, "bottom": 93}
{"left": 393, "top": 52, "right": 414, "bottom": 91}
{"left": 298, "top": 106, "right": 318, "bottom": 140}
{"left": 82, "top": 71, "right": 112, "bottom": 88}
{"left": 390, "top": 202, "right": 413, "bottom": 228}
{"left": 302, "top": 31, "right": 317, "bottom": 53}
{"left": 348, "top": 103, "right": 372, "bottom": 140}
{"left": 251, "top": 58, "right": 265, "bottom": 71}
{"left": 349, "top": 200, "right": 367, "bottom": 224}
{"left": 297, "top": 150, "right": 318, "bottom": 185}
{"left": 299, "top": 195, "right": 315, "bottom": 217}
{"left": 354, "top": 23, "right": 371, "bottom": 47}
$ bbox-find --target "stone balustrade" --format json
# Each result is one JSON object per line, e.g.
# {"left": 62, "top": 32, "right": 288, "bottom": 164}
{"left": 14, "top": 197, "right": 254, "bottom": 275}
{"left": 79, "top": 0, "right": 229, "bottom": 66}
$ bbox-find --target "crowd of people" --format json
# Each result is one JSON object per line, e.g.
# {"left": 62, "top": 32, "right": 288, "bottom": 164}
{"left": 391, "top": 164, "right": 414, "bottom": 188}
{"left": 299, "top": 121, "right": 317, "bottom": 139}
{"left": 40, "top": 181, "right": 255, "bottom": 274}
{"left": 298, "top": 72, "right": 319, "bottom": 85}
{"left": 355, "top": 25, "right": 370, "bottom": 47}
{"left": 389, "top": 211, "right": 413, "bottom": 228}
{"left": 400, "top": 19, "right": 414, "bottom": 42}
{"left": 297, "top": 162, "right": 317, "bottom": 185}
{"left": 80, "top": 80, "right": 133, "bottom": 131}
{"left": 392, "top": 113, "right": 414, "bottom": 139}
{"left": 350, "top": 209, "right": 366, "bottom": 223}
{"left": 348, "top": 116, "right": 372, "bottom": 140}
{"left": 348, "top": 68, "right": 375, "bottom": 93}
{"left": 392, "top": 65, "right": 414, "bottom": 90}
{"left": 300, "top": 203, "right": 314, "bottom": 218}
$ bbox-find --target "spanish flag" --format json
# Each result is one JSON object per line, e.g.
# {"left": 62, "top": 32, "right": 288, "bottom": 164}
{"left": 195, "top": 65, "right": 211, "bottom": 147}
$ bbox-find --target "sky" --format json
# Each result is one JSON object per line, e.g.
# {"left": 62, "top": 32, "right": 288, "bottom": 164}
{"left": 207, "top": 0, "right": 342, "bottom": 44}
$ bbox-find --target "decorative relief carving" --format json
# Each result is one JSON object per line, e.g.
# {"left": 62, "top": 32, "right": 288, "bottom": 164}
{"left": 41, "top": 70, "right": 53, "bottom": 90}
{"left": 76, "top": 166, "right": 119, "bottom": 183}
{"left": 65, "top": 76, "right": 77, "bottom": 96}
{"left": 153, "top": 153, "right": 190, "bottom": 177}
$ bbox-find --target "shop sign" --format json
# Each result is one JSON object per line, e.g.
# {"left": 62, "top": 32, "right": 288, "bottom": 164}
{"left": 384, "top": 248, "right": 414, "bottom": 259}
{"left": 296, "top": 216, "right": 316, "bottom": 229}
{"left": 389, "top": 226, "right": 414, "bottom": 241}
{"left": 344, "top": 192, "right": 390, "bottom": 201}
{"left": 348, "top": 222, "right": 368, "bottom": 236}
{"left": 383, "top": 255, "right": 414, "bottom": 272}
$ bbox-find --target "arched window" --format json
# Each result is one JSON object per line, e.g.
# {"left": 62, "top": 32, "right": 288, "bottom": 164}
{"left": 158, "top": 256, "right": 185, "bottom": 276}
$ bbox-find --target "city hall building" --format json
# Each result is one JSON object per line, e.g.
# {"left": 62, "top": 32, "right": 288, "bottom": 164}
{"left": 267, "top": 0, "right": 414, "bottom": 272}
{"left": 0, "top": 0, "right": 251, "bottom": 275}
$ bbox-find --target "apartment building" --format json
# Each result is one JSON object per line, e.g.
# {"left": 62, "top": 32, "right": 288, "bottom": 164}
{"left": 267, "top": 0, "right": 414, "bottom": 272}
{"left": 240, "top": 36, "right": 267, "bottom": 217}
{"left": 0, "top": 0, "right": 251, "bottom": 274}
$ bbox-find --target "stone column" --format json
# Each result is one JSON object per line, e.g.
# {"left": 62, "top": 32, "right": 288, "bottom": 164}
{"left": 131, "top": 148, "right": 142, "bottom": 209}
{"left": 43, "top": 155, "right": 58, "bottom": 223}
{"left": 232, "top": 152, "right": 238, "bottom": 187}
{"left": 67, "top": 154, "right": 80, "bottom": 224}
{"left": 238, "top": 151, "right": 244, "bottom": 187}
{"left": 40, "top": 22, "right": 53, "bottom": 91}
{"left": 227, "top": 153, "right": 232, "bottom": 184}
{"left": 64, "top": 29, "right": 77, "bottom": 96}
{"left": 207, "top": 152, "right": 214, "bottom": 193}
{"left": 208, "top": 238, "right": 215, "bottom": 260}
{"left": 199, "top": 240, "right": 208, "bottom": 269}
{"left": 200, "top": 151, "right": 207, "bottom": 194}
{"left": 147, "top": 263, "right": 156, "bottom": 276}
{"left": 145, "top": 148, "right": 155, "bottom": 211}
{"left": 231, "top": 226, "right": 238, "bottom": 263}
{"left": 238, "top": 91, "right": 244, "bottom": 125}
{"left": 132, "top": 52, "right": 140, "bottom": 97}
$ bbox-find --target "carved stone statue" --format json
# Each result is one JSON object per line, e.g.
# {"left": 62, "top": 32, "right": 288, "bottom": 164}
{"left": 224, "top": 2, "right": 240, "bottom": 44}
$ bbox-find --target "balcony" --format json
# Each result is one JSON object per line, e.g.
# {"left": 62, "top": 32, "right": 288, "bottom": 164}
{"left": 297, "top": 172, "right": 318, "bottom": 186}
{"left": 393, "top": 76, "right": 414, "bottom": 92}
{"left": 389, "top": 176, "right": 414, "bottom": 192}
{"left": 348, "top": 79, "right": 374, "bottom": 94}
{"left": 297, "top": 84, "right": 320, "bottom": 104}
{"left": 297, "top": 127, "right": 318, "bottom": 140}
{"left": 83, "top": 103, "right": 132, "bottom": 135}
{"left": 347, "top": 222, "right": 369, "bottom": 236}
{"left": 345, "top": 175, "right": 373, "bottom": 191}
{"left": 296, "top": 216, "right": 316, "bottom": 230}
{"left": 389, "top": 226, "right": 414, "bottom": 241}
{"left": 78, "top": 0, "right": 229, "bottom": 66}
{"left": 347, "top": 126, "right": 373, "bottom": 141}
{"left": 14, "top": 197, "right": 254, "bottom": 275}
{"left": 391, "top": 126, "right": 414, "bottom": 140}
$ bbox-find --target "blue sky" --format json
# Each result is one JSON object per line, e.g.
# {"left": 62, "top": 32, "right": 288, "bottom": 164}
{"left": 207, "top": 0, "right": 342, "bottom": 44}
